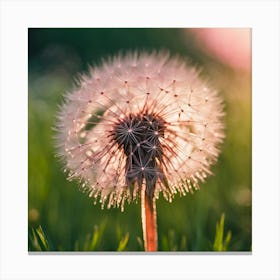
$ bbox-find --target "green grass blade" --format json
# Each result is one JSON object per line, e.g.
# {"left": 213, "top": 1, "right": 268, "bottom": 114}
{"left": 28, "top": 225, "right": 50, "bottom": 251}
{"left": 117, "top": 233, "right": 129, "bottom": 251}
{"left": 213, "top": 213, "right": 231, "bottom": 251}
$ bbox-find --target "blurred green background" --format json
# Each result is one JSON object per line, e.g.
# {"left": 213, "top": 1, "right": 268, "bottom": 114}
{"left": 28, "top": 28, "right": 251, "bottom": 251}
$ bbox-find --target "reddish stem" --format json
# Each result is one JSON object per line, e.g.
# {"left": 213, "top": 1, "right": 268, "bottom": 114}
{"left": 141, "top": 187, "right": 158, "bottom": 251}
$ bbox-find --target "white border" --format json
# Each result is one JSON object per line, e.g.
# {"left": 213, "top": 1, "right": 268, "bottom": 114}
{"left": 0, "top": 0, "right": 279, "bottom": 279}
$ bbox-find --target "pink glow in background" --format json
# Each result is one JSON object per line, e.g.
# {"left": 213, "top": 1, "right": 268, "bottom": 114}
{"left": 191, "top": 28, "right": 251, "bottom": 71}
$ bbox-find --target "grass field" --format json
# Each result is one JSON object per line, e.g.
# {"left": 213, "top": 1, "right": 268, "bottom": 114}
{"left": 28, "top": 28, "right": 251, "bottom": 251}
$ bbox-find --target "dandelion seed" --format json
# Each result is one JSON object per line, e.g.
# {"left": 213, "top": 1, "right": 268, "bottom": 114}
{"left": 55, "top": 51, "right": 225, "bottom": 251}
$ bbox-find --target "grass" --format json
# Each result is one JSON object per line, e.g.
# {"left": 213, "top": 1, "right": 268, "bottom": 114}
{"left": 28, "top": 213, "right": 231, "bottom": 252}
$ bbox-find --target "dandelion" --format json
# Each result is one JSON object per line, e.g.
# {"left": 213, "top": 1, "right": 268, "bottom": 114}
{"left": 56, "top": 51, "right": 224, "bottom": 251}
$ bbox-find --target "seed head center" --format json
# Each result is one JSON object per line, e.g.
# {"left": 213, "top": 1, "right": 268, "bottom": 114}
{"left": 112, "top": 112, "right": 166, "bottom": 194}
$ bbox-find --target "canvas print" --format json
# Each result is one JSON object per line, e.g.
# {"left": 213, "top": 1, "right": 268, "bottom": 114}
{"left": 28, "top": 28, "right": 251, "bottom": 252}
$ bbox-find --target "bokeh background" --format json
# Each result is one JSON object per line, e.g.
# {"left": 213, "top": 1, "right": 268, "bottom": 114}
{"left": 28, "top": 28, "right": 251, "bottom": 251}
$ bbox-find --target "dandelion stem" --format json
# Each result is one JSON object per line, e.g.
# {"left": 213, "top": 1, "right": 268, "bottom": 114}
{"left": 141, "top": 185, "right": 157, "bottom": 251}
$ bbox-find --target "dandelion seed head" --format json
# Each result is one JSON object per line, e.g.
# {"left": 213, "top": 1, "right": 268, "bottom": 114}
{"left": 56, "top": 51, "right": 225, "bottom": 210}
